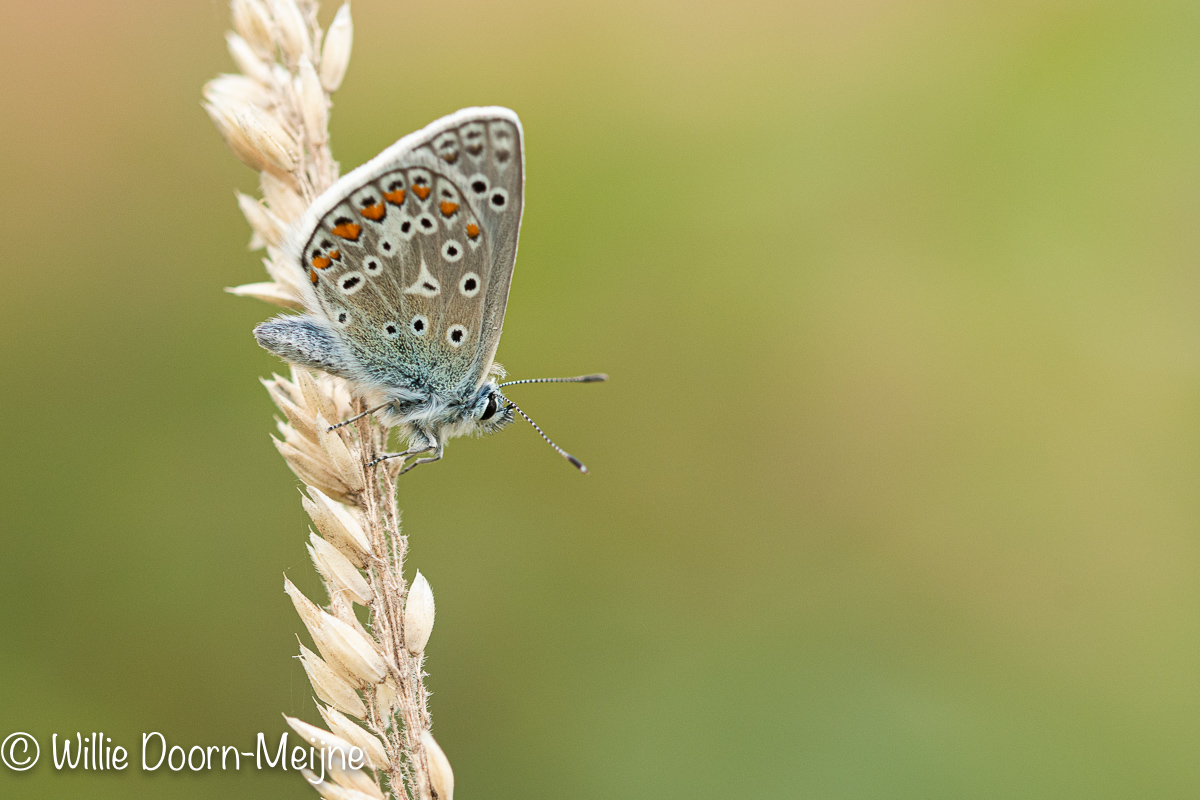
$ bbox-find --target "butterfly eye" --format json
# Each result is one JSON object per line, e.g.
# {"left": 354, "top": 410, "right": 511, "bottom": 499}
{"left": 480, "top": 393, "right": 499, "bottom": 421}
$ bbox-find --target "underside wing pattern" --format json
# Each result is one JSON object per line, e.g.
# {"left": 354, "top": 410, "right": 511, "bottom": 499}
{"left": 292, "top": 110, "right": 524, "bottom": 397}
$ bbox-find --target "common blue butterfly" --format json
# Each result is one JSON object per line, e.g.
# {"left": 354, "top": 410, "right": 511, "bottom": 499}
{"left": 254, "top": 107, "right": 604, "bottom": 473}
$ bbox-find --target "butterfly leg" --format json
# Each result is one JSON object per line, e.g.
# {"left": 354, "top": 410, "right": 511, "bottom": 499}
{"left": 367, "top": 443, "right": 433, "bottom": 469}
{"left": 328, "top": 401, "right": 392, "bottom": 432}
{"left": 369, "top": 427, "right": 439, "bottom": 470}
{"left": 395, "top": 439, "right": 444, "bottom": 476}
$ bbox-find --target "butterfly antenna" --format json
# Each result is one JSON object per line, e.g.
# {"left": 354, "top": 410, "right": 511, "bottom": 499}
{"left": 498, "top": 373, "right": 608, "bottom": 388}
{"left": 496, "top": 393, "right": 589, "bottom": 474}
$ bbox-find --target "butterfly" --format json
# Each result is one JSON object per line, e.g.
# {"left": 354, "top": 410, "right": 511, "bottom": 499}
{"left": 254, "top": 107, "right": 604, "bottom": 474}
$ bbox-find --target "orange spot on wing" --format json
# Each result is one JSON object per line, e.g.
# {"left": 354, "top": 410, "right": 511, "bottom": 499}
{"left": 383, "top": 189, "right": 406, "bottom": 205}
{"left": 439, "top": 201, "right": 459, "bottom": 217}
{"left": 466, "top": 223, "right": 480, "bottom": 239}
{"left": 328, "top": 250, "right": 340, "bottom": 260}
{"left": 332, "top": 222, "right": 361, "bottom": 240}
{"left": 309, "top": 268, "right": 319, "bottom": 284}
{"left": 311, "top": 255, "right": 332, "bottom": 269}
{"left": 360, "top": 203, "right": 385, "bottom": 221}
{"left": 412, "top": 185, "right": 431, "bottom": 200}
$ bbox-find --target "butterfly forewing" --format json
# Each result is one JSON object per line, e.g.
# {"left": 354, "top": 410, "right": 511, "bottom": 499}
{"left": 294, "top": 108, "right": 525, "bottom": 397}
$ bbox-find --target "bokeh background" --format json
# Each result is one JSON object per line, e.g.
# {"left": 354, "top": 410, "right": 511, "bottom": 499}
{"left": 2, "top": 0, "right": 1200, "bottom": 797}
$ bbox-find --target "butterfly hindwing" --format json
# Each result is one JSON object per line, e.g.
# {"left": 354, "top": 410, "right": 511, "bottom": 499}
{"left": 303, "top": 166, "right": 488, "bottom": 393}
{"left": 289, "top": 108, "right": 524, "bottom": 397}
{"left": 406, "top": 114, "right": 525, "bottom": 379}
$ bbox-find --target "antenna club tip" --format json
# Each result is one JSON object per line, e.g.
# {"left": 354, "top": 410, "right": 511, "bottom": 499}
{"left": 582, "top": 373, "right": 608, "bottom": 382}
{"left": 567, "top": 454, "right": 588, "bottom": 473}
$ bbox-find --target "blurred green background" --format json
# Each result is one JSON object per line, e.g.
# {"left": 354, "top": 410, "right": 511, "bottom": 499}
{"left": 2, "top": 0, "right": 1200, "bottom": 797}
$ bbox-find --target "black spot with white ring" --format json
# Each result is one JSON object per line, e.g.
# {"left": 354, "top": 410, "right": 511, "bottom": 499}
{"left": 383, "top": 321, "right": 400, "bottom": 339}
{"left": 467, "top": 173, "right": 489, "bottom": 196}
{"left": 489, "top": 188, "right": 508, "bottom": 210}
{"left": 397, "top": 216, "right": 416, "bottom": 240}
{"left": 339, "top": 272, "right": 365, "bottom": 295}
{"left": 447, "top": 324, "right": 468, "bottom": 347}
{"left": 416, "top": 212, "right": 437, "bottom": 234}
{"left": 364, "top": 256, "right": 382, "bottom": 275}
{"left": 459, "top": 272, "right": 481, "bottom": 298}
{"left": 441, "top": 240, "right": 463, "bottom": 263}
{"left": 410, "top": 315, "right": 429, "bottom": 337}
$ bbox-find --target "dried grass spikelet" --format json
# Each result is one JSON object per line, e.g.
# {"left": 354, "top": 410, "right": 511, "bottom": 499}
{"left": 226, "top": 31, "right": 273, "bottom": 84}
{"left": 205, "top": 72, "right": 275, "bottom": 109}
{"left": 225, "top": 281, "right": 302, "bottom": 309}
{"left": 320, "top": 3, "right": 353, "bottom": 92}
{"left": 316, "top": 414, "right": 365, "bottom": 492}
{"left": 298, "top": 55, "right": 329, "bottom": 145}
{"left": 285, "top": 578, "right": 387, "bottom": 686}
{"left": 318, "top": 705, "right": 389, "bottom": 770}
{"left": 231, "top": 0, "right": 275, "bottom": 58}
{"left": 328, "top": 762, "right": 386, "bottom": 800}
{"left": 286, "top": 716, "right": 384, "bottom": 798}
{"left": 297, "top": 368, "right": 338, "bottom": 424}
{"left": 271, "top": 0, "right": 312, "bottom": 67}
{"left": 264, "top": 377, "right": 320, "bottom": 439}
{"left": 261, "top": 367, "right": 374, "bottom": 503}
{"left": 301, "top": 772, "right": 384, "bottom": 800}
{"left": 403, "top": 571, "right": 435, "bottom": 656}
{"left": 261, "top": 170, "right": 307, "bottom": 222}
{"left": 298, "top": 642, "right": 367, "bottom": 718}
{"left": 236, "top": 105, "right": 300, "bottom": 173}
{"left": 323, "top": 613, "right": 388, "bottom": 686}
{"left": 419, "top": 730, "right": 454, "bottom": 800}
{"left": 236, "top": 191, "right": 285, "bottom": 247}
{"left": 285, "top": 715, "right": 356, "bottom": 762}
{"left": 309, "top": 532, "right": 374, "bottom": 605}
{"left": 203, "top": 97, "right": 270, "bottom": 174}
{"left": 303, "top": 486, "right": 371, "bottom": 565}
{"left": 274, "top": 436, "right": 351, "bottom": 501}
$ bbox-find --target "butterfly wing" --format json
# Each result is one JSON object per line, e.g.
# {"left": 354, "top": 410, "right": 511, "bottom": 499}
{"left": 276, "top": 107, "right": 524, "bottom": 398}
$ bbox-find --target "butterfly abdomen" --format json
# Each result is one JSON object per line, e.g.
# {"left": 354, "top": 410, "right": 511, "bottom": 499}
{"left": 254, "top": 315, "right": 364, "bottom": 381}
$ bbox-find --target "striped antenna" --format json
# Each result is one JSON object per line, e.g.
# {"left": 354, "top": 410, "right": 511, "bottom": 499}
{"left": 497, "top": 393, "right": 589, "bottom": 474}
{"left": 498, "top": 373, "right": 608, "bottom": 388}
